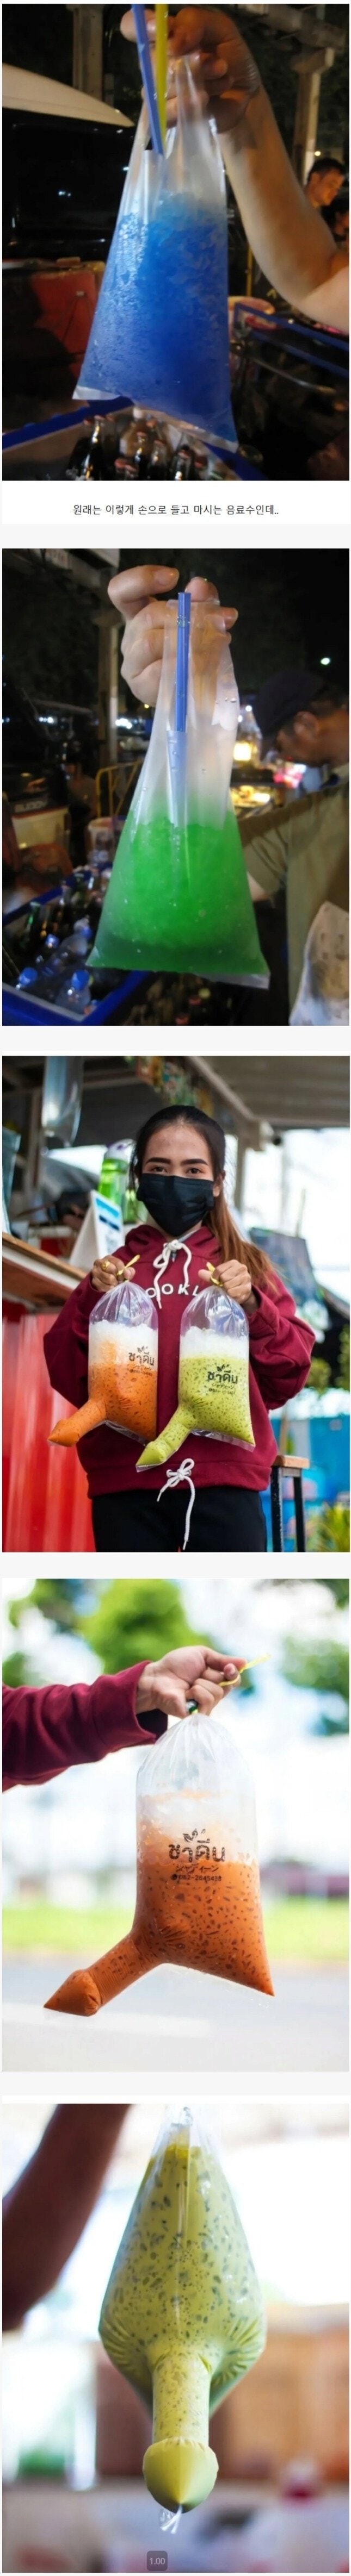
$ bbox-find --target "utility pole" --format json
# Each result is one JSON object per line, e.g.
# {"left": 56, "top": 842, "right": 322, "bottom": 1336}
{"left": 292, "top": 45, "right": 335, "bottom": 182}
{"left": 96, "top": 613, "right": 118, "bottom": 766}
{"left": 72, "top": 7, "right": 103, "bottom": 100}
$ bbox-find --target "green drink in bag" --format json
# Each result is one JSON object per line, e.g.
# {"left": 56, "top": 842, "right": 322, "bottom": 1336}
{"left": 99, "top": 2107, "right": 266, "bottom": 2510}
{"left": 89, "top": 598, "right": 268, "bottom": 987}
{"left": 139, "top": 1283, "right": 255, "bottom": 1470}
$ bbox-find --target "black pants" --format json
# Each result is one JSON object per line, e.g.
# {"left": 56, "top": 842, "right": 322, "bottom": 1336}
{"left": 91, "top": 1486, "right": 267, "bottom": 1555}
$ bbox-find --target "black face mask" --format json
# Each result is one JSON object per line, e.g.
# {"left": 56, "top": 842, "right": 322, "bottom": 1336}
{"left": 138, "top": 1173, "right": 215, "bottom": 1237}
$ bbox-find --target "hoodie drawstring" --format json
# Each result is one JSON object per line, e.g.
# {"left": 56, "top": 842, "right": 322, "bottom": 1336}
{"left": 152, "top": 1239, "right": 193, "bottom": 1307}
{"left": 157, "top": 1457, "right": 196, "bottom": 1552}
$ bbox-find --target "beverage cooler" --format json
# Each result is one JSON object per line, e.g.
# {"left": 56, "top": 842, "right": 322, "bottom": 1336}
{"left": 3, "top": 1236, "right": 94, "bottom": 1551}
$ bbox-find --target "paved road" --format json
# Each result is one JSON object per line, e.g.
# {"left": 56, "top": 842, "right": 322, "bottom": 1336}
{"left": 3, "top": 1956, "right": 348, "bottom": 2074}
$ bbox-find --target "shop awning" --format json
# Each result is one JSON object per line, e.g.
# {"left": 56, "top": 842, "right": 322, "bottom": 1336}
{"left": 3, "top": 64, "right": 131, "bottom": 126}
{"left": 207, "top": 1058, "right": 350, "bottom": 1132}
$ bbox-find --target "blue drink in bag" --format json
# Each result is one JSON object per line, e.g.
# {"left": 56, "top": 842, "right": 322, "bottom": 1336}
{"left": 89, "top": 598, "right": 268, "bottom": 987}
{"left": 76, "top": 61, "right": 237, "bottom": 452}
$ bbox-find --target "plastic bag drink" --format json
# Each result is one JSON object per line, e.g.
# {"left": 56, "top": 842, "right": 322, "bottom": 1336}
{"left": 89, "top": 601, "right": 268, "bottom": 987}
{"left": 46, "top": 1712, "right": 273, "bottom": 2014}
{"left": 99, "top": 2107, "right": 266, "bottom": 2509}
{"left": 91, "top": 803, "right": 266, "bottom": 980}
{"left": 139, "top": 1284, "right": 254, "bottom": 1470}
{"left": 49, "top": 1279, "right": 158, "bottom": 1448}
{"left": 76, "top": 64, "right": 236, "bottom": 453}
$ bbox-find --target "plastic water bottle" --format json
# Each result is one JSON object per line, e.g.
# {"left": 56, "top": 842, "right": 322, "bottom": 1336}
{"left": 16, "top": 965, "right": 40, "bottom": 996}
{"left": 63, "top": 922, "right": 91, "bottom": 962}
{"left": 58, "top": 966, "right": 91, "bottom": 1017}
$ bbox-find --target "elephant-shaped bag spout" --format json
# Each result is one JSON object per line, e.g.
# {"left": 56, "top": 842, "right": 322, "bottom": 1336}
{"left": 46, "top": 1710, "right": 274, "bottom": 2016}
{"left": 49, "top": 1279, "right": 158, "bottom": 1449}
{"left": 98, "top": 2105, "right": 266, "bottom": 2511}
{"left": 138, "top": 1283, "right": 255, "bottom": 1472}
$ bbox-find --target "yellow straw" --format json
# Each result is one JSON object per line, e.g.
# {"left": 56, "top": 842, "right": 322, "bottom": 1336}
{"left": 233, "top": 1655, "right": 270, "bottom": 1686}
{"left": 113, "top": 1255, "right": 140, "bottom": 1276}
{"left": 156, "top": 4, "right": 168, "bottom": 145}
{"left": 187, "top": 1656, "right": 270, "bottom": 1715}
{"left": 215, "top": 1657, "right": 270, "bottom": 1694}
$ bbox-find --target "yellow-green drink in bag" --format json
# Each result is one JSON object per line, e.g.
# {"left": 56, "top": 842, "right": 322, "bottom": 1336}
{"left": 139, "top": 1283, "right": 255, "bottom": 1472}
{"left": 99, "top": 2107, "right": 266, "bottom": 2510}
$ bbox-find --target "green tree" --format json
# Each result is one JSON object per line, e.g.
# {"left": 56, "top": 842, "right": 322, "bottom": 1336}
{"left": 7, "top": 1580, "right": 206, "bottom": 1674}
{"left": 8, "top": 1581, "right": 89, "bottom": 1635}
{"left": 2, "top": 1651, "right": 26, "bottom": 1688}
{"left": 281, "top": 1636, "right": 349, "bottom": 1733}
{"left": 323, "top": 1580, "right": 349, "bottom": 1609}
{"left": 307, "top": 1357, "right": 331, "bottom": 1396}
{"left": 81, "top": 1580, "right": 206, "bottom": 1673}
{"left": 308, "top": 1504, "right": 350, "bottom": 1555}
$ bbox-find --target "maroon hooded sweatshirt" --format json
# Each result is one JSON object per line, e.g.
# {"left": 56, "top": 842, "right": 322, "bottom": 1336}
{"left": 3, "top": 1669, "right": 167, "bottom": 1791}
{"left": 44, "top": 1221, "right": 314, "bottom": 1499}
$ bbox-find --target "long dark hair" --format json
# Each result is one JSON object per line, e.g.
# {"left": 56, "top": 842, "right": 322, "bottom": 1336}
{"left": 130, "top": 1106, "right": 276, "bottom": 1294}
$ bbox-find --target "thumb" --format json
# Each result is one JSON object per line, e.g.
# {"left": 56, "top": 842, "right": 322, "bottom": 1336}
{"left": 186, "top": 577, "right": 219, "bottom": 602}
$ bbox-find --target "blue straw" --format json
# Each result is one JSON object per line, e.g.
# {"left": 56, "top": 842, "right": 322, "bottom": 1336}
{"left": 175, "top": 591, "right": 191, "bottom": 734}
{"left": 133, "top": 6, "right": 164, "bottom": 153}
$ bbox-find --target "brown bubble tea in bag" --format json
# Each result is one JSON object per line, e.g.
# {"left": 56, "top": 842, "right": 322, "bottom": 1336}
{"left": 47, "top": 1712, "right": 273, "bottom": 2015}
{"left": 50, "top": 1278, "right": 158, "bottom": 1448}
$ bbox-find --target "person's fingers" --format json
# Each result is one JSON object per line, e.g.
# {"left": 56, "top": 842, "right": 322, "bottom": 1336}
{"left": 121, "top": 601, "right": 169, "bottom": 670}
{"left": 161, "top": 1648, "right": 236, "bottom": 1679}
{"left": 153, "top": 9, "right": 230, "bottom": 55}
{"left": 121, "top": 600, "right": 172, "bottom": 703}
{"left": 186, "top": 576, "right": 219, "bottom": 602}
{"left": 120, "top": 7, "right": 140, "bottom": 37}
{"left": 201, "top": 1651, "right": 238, "bottom": 1676}
{"left": 155, "top": 1678, "right": 189, "bottom": 1720}
{"left": 126, "top": 658, "right": 163, "bottom": 704}
{"left": 108, "top": 564, "right": 178, "bottom": 622}
{"left": 192, "top": 1679, "right": 227, "bottom": 1714}
{"left": 91, "top": 1258, "right": 120, "bottom": 1289}
{"left": 186, "top": 576, "right": 237, "bottom": 626}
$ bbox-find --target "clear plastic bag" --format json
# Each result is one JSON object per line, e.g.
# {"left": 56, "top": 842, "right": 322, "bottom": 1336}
{"left": 76, "top": 62, "right": 236, "bottom": 451}
{"left": 98, "top": 2104, "right": 266, "bottom": 2510}
{"left": 139, "top": 1282, "right": 255, "bottom": 1471}
{"left": 46, "top": 1710, "right": 273, "bottom": 2014}
{"left": 89, "top": 601, "right": 267, "bottom": 987}
{"left": 49, "top": 1280, "right": 158, "bottom": 1448}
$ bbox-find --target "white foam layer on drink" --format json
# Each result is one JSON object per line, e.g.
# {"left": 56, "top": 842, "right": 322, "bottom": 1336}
{"left": 89, "top": 1320, "right": 157, "bottom": 1366}
{"left": 182, "top": 1327, "right": 245, "bottom": 1361}
{"left": 139, "top": 1793, "right": 257, "bottom": 1863}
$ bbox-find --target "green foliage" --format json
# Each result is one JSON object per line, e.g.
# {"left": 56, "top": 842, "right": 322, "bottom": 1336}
{"left": 81, "top": 1580, "right": 203, "bottom": 1673}
{"left": 312, "top": 1712, "right": 348, "bottom": 1737}
{"left": 337, "top": 1327, "right": 350, "bottom": 1394}
{"left": 308, "top": 1504, "right": 350, "bottom": 1554}
{"left": 307, "top": 1330, "right": 349, "bottom": 1398}
{"left": 307, "top": 1357, "right": 331, "bottom": 1396}
{"left": 2, "top": 1651, "right": 26, "bottom": 1688}
{"left": 8, "top": 1580, "right": 93, "bottom": 1633}
{"left": 324, "top": 1580, "right": 349, "bottom": 1609}
{"left": 3, "top": 1901, "right": 132, "bottom": 1955}
{"left": 281, "top": 1637, "right": 348, "bottom": 1723}
{"left": 3, "top": 1895, "right": 349, "bottom": 1967}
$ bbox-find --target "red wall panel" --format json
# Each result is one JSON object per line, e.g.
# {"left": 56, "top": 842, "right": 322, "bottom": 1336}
{"left": 3, "top": 1308, "right": 94, "bottom": 1552}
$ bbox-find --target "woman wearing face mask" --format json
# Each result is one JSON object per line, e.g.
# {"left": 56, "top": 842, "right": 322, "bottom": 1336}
{"left": 44, "top": 1107, "right": 314, "bottom": 1555}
